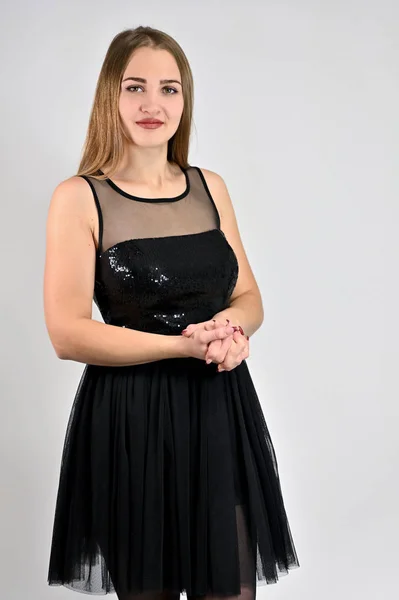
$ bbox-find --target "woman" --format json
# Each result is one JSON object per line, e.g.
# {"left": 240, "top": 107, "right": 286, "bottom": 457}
{"left": 45, "top": 26, "right": 300, "bottom": 600}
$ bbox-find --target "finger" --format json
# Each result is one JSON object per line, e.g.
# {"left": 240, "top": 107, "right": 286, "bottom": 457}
{"left": 209, "top": 336, "right": 233, "bottom": 366}
{"left": 220, "top": 332, "right": 243, "bottom": 369}
{"left": 234, "top": 334, "right": 249, "bottom": 362}
{"left": 184, "top": 319, "right": 226, "bottom": 336}
{"left": 213, "top": 318, "right": 228, "bottom": 328}
{"left": 237, "top": 330, "right": 248, "bottom": 345}
{"left": 216, "top": 334, "right": 234, "bottom": 363}
{"left": 183, "top": 319, "right": 215, "bottom": 336}
{"left": 231, "top": 330, "right": 244, "bottom": 354}
{"left": 219, "top": 342, "right": 247, "bottom": 372}
{"left": 205, "top": 332, "right": 234, "bottom": 363}
{"left": 239, "top": 339, "right": 249, "bottom": 360}
{"left": 202, "top": 325, "right": 235, "bottom": 345}
{"left": 205, "top": 339, "right": 221, "bottom": 363}
{"left": 181, "top": 323, "right": 196, "bottom": 335}
{"left": 234, "top": 331, "right": 247, "bottom": 354}
{"left": 241, "top": 345, "right": 249, "bottom": 360}
{"left": 204, "top": 319, "right": 226, "bottom": 336}
{"left": 204, "top": 319, "right": 219, "bottom": 331}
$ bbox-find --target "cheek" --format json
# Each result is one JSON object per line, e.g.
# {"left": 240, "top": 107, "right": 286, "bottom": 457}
{"left": 119, "top": 94, "right": 137, "bottom": 115}
{"left": 170, "top": 97, "right": 185, "bottom": 119}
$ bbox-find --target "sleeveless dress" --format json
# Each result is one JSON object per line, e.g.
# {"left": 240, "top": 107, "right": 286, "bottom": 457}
{"left": 47, "top": 165, "right": 300, "bottom": 597}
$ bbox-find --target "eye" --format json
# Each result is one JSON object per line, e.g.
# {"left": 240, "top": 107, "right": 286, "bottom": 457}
{"left": 126, "top": 85, "right": 178, "bottom": 95}
{"left": 126, "top": 85, "right": 143, "bottom": 93}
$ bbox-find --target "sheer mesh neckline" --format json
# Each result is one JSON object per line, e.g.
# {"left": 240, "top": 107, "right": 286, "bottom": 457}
{"left": 98, "top": 166, "right": 190, "bottom": 203}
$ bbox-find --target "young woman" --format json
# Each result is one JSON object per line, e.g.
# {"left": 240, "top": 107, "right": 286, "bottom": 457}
{"left": 45, "top": 26, "right": 300, "bottom": 600}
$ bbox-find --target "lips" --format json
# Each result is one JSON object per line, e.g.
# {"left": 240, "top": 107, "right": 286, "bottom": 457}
{"left": 136, "top": 122, "right": 163, "bottom": 130}
{"left": 136, "top": 120, "right": 164, "bottom": 124}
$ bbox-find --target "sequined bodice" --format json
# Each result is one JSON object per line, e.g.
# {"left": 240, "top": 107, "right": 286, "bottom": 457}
{"left": 81, "top": 166, "right": 239, "bottom": 335}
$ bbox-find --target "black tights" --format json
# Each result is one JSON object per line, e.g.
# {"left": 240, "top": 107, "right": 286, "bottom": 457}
{"left": 114, "top": 505, "right": 256, "bottom": 600}
{"left": 116, "top": 587, "right": 256, "bottom": 600}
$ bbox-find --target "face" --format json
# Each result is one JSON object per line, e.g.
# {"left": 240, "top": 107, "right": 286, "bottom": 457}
{"left": 119, "top": 46, "right": 184, "bottom": 147}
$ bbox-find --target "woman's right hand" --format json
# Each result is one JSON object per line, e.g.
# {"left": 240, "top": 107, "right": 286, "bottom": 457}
{"left": 182, "top": 323, "right": 236, "bottom": 360}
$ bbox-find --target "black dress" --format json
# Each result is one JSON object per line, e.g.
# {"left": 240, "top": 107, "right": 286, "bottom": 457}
{"left": 47, "top": 165, "right": 300, "bottom": 597}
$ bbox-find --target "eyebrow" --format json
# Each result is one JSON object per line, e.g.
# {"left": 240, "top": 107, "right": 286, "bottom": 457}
{"left": 122, "top": 76, "right": 182, "bottom": 86}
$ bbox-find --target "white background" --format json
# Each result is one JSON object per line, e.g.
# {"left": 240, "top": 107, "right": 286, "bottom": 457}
{"left": 1, "top": 1, "right": 398, "bottom": 599}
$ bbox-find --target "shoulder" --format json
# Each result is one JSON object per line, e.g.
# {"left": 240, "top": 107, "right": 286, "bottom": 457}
{"left": 47, "top": 175, "right": 98, "bottom": 234}
{"left": 193, "top": 166, "right": 225, "bottom": 189}
{"left": 193, "top": 166, "right": 233, "bottom": 222}
{"left": 50, "top": 175, "right": 93, "bottom": 207}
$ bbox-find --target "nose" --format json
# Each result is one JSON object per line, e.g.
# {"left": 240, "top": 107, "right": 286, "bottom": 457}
{"left": 139, "top": 89, "right": 163, "bottom": 113}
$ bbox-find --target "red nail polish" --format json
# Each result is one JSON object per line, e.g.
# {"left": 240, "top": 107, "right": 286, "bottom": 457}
{"left": 246, "top": 335, "right": 249, "bottom": 340}
{"left": 238, "top": 326, "right": 244, "bottom": 335}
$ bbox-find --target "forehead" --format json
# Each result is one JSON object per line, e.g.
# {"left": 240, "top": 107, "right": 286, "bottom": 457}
{"left": 123, "top": 47, "right": 180, "bottom": 78}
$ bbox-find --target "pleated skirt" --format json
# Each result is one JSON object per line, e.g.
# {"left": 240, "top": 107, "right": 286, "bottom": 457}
{"left": 47, "top": 357, "right": 300, "bottom": 596}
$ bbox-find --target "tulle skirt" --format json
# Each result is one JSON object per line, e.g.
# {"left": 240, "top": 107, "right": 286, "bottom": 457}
{"left": 47, "top": 357, "right": 300, "bottom": 596}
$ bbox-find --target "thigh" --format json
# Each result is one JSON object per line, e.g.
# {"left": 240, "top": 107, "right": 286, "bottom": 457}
{"left": 117, "top": 591, "right": 181, "bottom": 600}
{"left": 187, "top": 503, "right": 257, "bottom": 600}
{"left": 187, "top": 586, "right": 255, "bottom": 600}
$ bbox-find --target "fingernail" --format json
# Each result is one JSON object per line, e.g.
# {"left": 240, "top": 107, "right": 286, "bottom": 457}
{"left": 181, "top": 329, "right": 188, "bottom": 334}
{"left": 246, "top": 335, "right": 249, "bottom": 340}
{"left": 238, "top": 326, "right": 245, "bottom": 335}
{"left": 206, "top": 358, "right": 212, "bottom": 364}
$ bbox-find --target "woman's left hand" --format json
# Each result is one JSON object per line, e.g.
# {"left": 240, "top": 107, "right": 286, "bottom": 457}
{"left": 181, "top": 318, "right": 249, "bottom": 371}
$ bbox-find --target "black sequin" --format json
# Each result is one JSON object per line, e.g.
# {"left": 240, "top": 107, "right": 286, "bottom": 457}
{"left": 94, "top": 229, "right": 239, "bottom": 335}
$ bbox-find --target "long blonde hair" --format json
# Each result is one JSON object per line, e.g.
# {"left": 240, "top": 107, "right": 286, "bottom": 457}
{"left": 76, "top": 26, "right": 195, "bottom": 180}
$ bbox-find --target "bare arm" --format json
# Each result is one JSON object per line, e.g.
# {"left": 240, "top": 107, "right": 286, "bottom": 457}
{"left": 200, "top": 168, "right": 264, "bottom": 337}
{"left": 49, "top": 318, "right": 189, "bottom": 366}
{"left": 43, "top": 177, "right": 192, "bottom": 366}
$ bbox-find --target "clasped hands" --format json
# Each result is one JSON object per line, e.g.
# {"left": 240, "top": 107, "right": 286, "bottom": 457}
{"left": 181, "top": 318, "right": 249, "bottom": 372}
